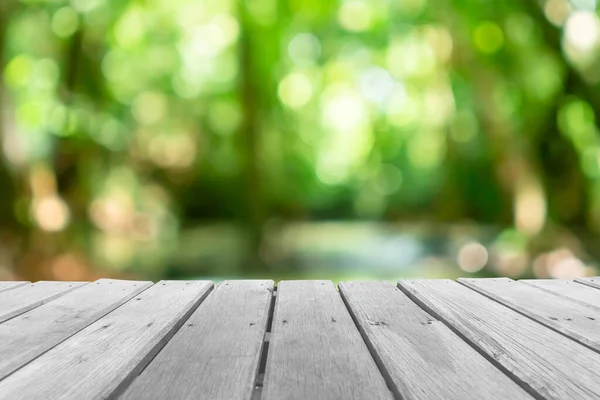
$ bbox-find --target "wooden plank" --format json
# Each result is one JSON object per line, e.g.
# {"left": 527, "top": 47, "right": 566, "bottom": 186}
{"left": 121, "top": 280, "right": 273, "bottom": 400}
{"left": 338, "top": 281, "right": 531, "bottom": 400}
{"left": 262, "top": 280, "right": 392, "bottom": 400}
{"left": 0, "top": 280, "right": 213, "bottom": 400}
{"left": 0, "top": 281, "right": 86, "bottom": 323}
{"left": 520, "top": 279, "right": 600, "bottom": 309}
{"left": 0, "top": 279, "right": 152, "bottom": 380}
{"left": 399, "top": 279, "right": 600, "bottom": 400}
{"left": 459, "top": 278, "right": 600, "bottom": 352}
{"left": 576, "top": 277, "right": 600, "bottom": 290}
{"left": 0, "top": 282, "right": 29, "bottom": 294}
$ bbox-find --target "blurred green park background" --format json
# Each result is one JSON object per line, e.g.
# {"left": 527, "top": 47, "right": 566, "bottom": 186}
{"left": 0, "top": 0, "right": 600, "bottom": 282}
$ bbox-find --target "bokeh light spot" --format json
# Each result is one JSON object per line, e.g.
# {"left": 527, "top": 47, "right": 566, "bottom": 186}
{"left": 114, "top": 7, "right": 145, "bottom": 49}
{"left": 558, "top": 98, "right": 595, "bottom": 148}
{"left": 544, "top": 0, "right": 572, "bottom": 26}
{"left": 338, "top": 0, "right": 373, "bottom": 32}
{"left": 4, "top": 55, "right": 34, "bottom": 88}
{"left": 52, "top": 7, "right": 79, "bottom": 38}
{"left": 359, "top": 67, "right": 395, "bottom": 106}
{"left": 564, "top": 12, "right": 600, "bottom": 52}
{"left": 515, "top": 178, "right": 546, "bottom": 236}
{"left": 278, "top": 73, "right": 314, "bottom": 109}
{"left": 148, "top": 135, "right": 197, "bottom": 169}
{"left": 321, "top": 86, "right": 368, "bottom": 132}
{"left": 473, "top": 21, "right": 504, "bottom": 54}
{"left": 33, "top": 196, "right": 70, "bottom": 232}
{"left": 288, "top": 33, "right": 322, "bottom": 66}
{"left": 458, "top": 242, "right": 488, "bottom": 273}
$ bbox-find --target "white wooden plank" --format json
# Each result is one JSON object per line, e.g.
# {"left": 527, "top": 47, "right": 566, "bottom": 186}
{"left": 0, "top": 279, "right": 152, "bottom": 380}
{"left": 0, "top": 281, "right": 86, "bottom": 323}
{"left": 576, "top": 277, "right": 600, "bottom": 290}
{"left": 0, "top": 282, "right": 29, "bottom": 294}
{"left": 459, "top": 278, "right": 600, "bottom": 352}
{"left": 262, "top": 280, "right": 392, "bottom": 400}
{"left": 399, "top": 279, "right": 600, "bottom": 400}
{"left": 121, "top": 280, "right": 273, "bottom": 400}
{"left": 520, "top": 279, "right": 600, "bottom": 309}
{"left": 339, "top": 281, "right": 531, "bottom": 400}
{"left": 0, "top": 280, "right": 213, "bottom": 400}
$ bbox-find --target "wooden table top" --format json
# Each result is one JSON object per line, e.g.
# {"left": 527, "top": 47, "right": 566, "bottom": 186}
{"left": 0, "top": 277, "right": 599, "bottom": 399}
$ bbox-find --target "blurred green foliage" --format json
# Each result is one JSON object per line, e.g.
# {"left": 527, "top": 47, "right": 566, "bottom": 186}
{"left": 0, "top": 0, "right": 600, "bottom": 281}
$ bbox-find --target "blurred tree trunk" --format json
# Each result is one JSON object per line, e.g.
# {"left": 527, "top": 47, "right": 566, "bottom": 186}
{"left": 440, "top": 6, "right": 516, "bottom": 226}
{"left": 54, "top": 27, "right": 84, "bottom": 201}
{"left": 238, "top": 4, "right": 266, "bottom": 274}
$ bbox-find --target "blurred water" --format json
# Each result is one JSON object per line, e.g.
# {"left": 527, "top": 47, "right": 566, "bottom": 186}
{"left": 170, "top": 222, "right": 502, "bottom": 281}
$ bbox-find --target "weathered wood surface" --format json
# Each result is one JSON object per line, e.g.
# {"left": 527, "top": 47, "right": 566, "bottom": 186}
{"left": 399, "top": 279, "right": 600, "bottom": 400}
{"left": 520, "top": 279, "right": 600, "bottom": 309}
{"left": 0, "top": 280, "right": 213, "bottom": 400}
{"left": 0, "top": 281, "right": 85, "bottom": 323}
{"left": 459, "top": 278, "right": 600, "bottom": 352}
{"left": 0, "top": 277, "right": 599, "bottom": 400}
{"left": 262, "top": 280, "right": 392, "bottom": 400}
{"left": 0, "top": 279, "right": 151, "bottom": 379}
{"left": 0, "top": 281, "right": 29, "bottom": 293}
{"left": 339, "top": 281, "right": 531, "bottom": 400}
{"left": 122, "top": 280, "right": 273, "bottom": 400}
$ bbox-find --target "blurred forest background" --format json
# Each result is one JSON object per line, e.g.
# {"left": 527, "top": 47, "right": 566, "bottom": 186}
{"left": 1, "top": 0, "right": 600, "bottom": 282}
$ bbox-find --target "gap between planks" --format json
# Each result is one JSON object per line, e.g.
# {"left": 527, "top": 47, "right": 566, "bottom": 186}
{"left": 251, "top": 287, "right": 276, "bottom": 400}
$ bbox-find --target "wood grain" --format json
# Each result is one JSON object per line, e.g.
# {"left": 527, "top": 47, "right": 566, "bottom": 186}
{"left": 339, "top": 281, "right": 531, "bottom": 400}
{"left": 520, "top": 279, "right": 600, "bottom": 309}
{"left": 0, "top": 280, "right": 213, "bottom": 400}
{"left": 262, "top": 280, "right": 392, "bottom": 400}
{"left": 0, "top": 282, "right": 29, "bottom": 294}
{"left": 459, "top": 278, "right": 600, "bottom": 352}
{"left": 0, "top": 281, "right": 86, "bottom": 323}
{"left": 0, "top": 279, "right": 152, "bottom": 380}
{"left": 576, "top": 277, "right": 600, "bottom": 290}
{"left": 121, "top": 280, "right": 273, "bottom": 400}
{"left": 399, "top": 279, "right": 600, "bottom": 400}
